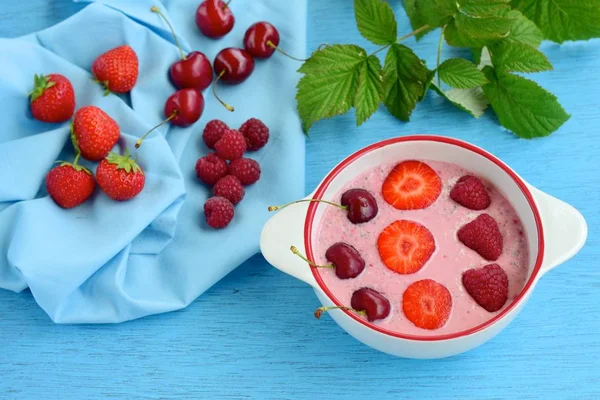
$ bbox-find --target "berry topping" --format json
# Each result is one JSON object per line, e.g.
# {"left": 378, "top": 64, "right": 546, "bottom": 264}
{"left": 462, "top": 264, "right": 509, "bottom": 312}
{"left": 450, "top": 175, "right": 491, "bottom": 210}
{"left": 213, "top": 175, "right": 245, "bottom": 205}
{"left": 340, "top": 189, "right": 378, "bottom": 224}
{"left": 325, "top": 242, "right": 366, "bottom": 279}
{"left": 204, "top": 196, "right": 234, "bottom": 229}
{"left": 214, "top": 129, "right": 247, "bottom": 161}
{"left": 377, "top": 220, "right": 436, "bottom": 274}
{"left": 457, "top": 213, "right": 503, "bottom": 261}
{"left": 382, "top": 160, "right": 442, "bottom": 210}
{"left": 239, "top": 118, "right": 270, "bottom": 151}
{"left": 350, "top": 288, "right": 391, "bottom": 322}
{"left": 402, "top": 279, "right": 452, "bottom": 330}
{"left": 195, "top": 153, "right": 228, "bottom": 185}
{"left": 228, "top": 158, "right": 261, "bottom": 185}
{"left": 203, "top": 120, "right": 229, "bottom": 149}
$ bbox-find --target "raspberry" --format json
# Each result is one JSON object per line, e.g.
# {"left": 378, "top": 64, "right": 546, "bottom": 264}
{"left": 214, "top": 129, "right": 246, "bottom": 161}
{"left": 228, "top": 158, "right": 261, "bottom": 185}
{"left": 213, "top": 175, "right": 245, "bottom": 205}
{"left": 204, "top": 196, "right": 234, "bottom": 229}
{"left": 450, "top": 175, "right": 491, "bottom": 210}
{"left": 457, "top": 213, "right": 503, "bottom": 261}
{"left": 462, "top": 264, "right": 509, "bottom": 312}
{"left": 239, "top": 118, "right": 269, "bottom": 151}
{"left": 202, "top": 120, "right": 229, "bottom": 150}
{"left": 195, "top": 153, "right": 227, "bottom": 185}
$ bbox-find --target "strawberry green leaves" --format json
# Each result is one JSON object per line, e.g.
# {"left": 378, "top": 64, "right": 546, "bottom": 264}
{"left": 482, "top": 67, "right": 570, "bottom": 138}
{"left": 354, "top": 0, "right": 397, "bottom": 45}
{"left": 29, "top": 74, "right": 56, "bottom": 102}
{"left": 438, "top": 59, "right": 488, "bottom": 89}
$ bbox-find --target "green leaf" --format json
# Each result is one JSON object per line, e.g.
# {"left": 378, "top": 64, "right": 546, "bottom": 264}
{"left": 355, "top": 55, "right": 384, "bottom": 125}
{"left": 438, "top": 58, "right": 488, "bottom": 89}
{"left": 29, "top": 73, "right": 55, "bottom": 102}
{"left": 482, "top": 66, "right": 570, "bottom": 138}
{"left": 444, "top": 10, "right": 517, "bottom": 47}
{"left": 383, "top": 44, "right": 429, "bottom": 121}
{"left": 491, "top": 42, "right": 553, "bottom": 73}
{"left": 106, "top": 150, "right": 143, "bottom": 174}
{"left": 460, "top": 0, "right": 511, "bottom": 17}
{"left": 432, "top": 84, "right": 489, "bottom": 117}
{"left": 412, "top": 0, "right": 457, "bottom": 27}
{"left": 296, "top": 45, "right": 367, "bottom": 132}
{"left": 505, "top": 11, "right": 543, "bottom": 47}
{"left": 512, "top": 0, "right": 600, "bottom": 43}
{"left": 354, "top": 0, "right": 397, "bottom": 45}
{"left": 403, "top": 0, "right": 436, "bottom": 39}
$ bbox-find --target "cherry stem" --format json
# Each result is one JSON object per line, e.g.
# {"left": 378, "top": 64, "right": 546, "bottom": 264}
{"left": 151, "top": 6, "right": 186, "bottom": 61}
{"left": 268, "top": 199, "right": 347, "bottom": 212}
{"left": 314, "top": 306, "right": 366, "bottom": 319}
{"left": 266, "top": 41, "right": 308, "bottom": 62}
{"left": 290, "top": 246, "right": 335, "bottom": 269}
{"left": 213, "top": 70, "right": 235, "bottom": 112}
{"left": 135, "top": 111, "right": 177, "bottom": 149}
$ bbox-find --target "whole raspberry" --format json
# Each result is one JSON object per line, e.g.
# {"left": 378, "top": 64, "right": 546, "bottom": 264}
{"left": 195, "top": 153, "right": 227, "bottom": 185}
{"left": 213, "top": 175, "right": 245, "bottom": 205}
{"left": 239, "top": 118, "right": 269, "bottom": 151}
{"left": 450, "top": 175, "right": 491, "bottom": 210}
{"left": 214, "top": 129, "right": 246, "bottom": 161}
{"left": 203, "top": 120, "right": 229, "bottom": 150}
{"left": 228, "top": 158, "right": 261, "bottom": 185}
{"left": 204, "top": 196, "right": 234, "bottom": 229}
{"left": 462, "top": 264, "right": 509, "bottom": 312}
{"left": 457, "top": 213, "right": 503, "bottom": 261}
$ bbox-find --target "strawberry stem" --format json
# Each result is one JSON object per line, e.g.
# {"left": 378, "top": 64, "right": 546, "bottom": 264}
{"left": 290, "top": 246, "right": 335, "bottom": 269}
{"left": 213, "top": 70, "right": 234, "bottom": 112}
{"left": 266, "top": 41, "right": 308, "bottom": 62}
{"left": 151, "top": 6, "right": 186, "bottom": 61}
{"left": 135, "top": 111, "right": 177, "bottom": 149}
{"left": 268, "top": 199, "right": 347, "bottom": 212}
{"left": 314, "top": 306, "right": 366, "bottom": 319}
{"left": 73, "top": 152, "right": 81, "bottom": 167}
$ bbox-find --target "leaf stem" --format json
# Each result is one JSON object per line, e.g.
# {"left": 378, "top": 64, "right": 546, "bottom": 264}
{"left": 369, "top": 25, "right": 430, "bottom": 57}
{"left": 437, "top": 26, "right": 446, "bottom": 87}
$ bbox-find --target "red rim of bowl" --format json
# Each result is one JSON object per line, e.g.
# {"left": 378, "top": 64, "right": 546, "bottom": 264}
{"left": 304, "top": 135, "right": 545, "bottom": 342}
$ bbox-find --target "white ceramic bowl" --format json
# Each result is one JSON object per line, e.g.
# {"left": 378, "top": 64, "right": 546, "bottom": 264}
{"left": 260, "top": 136, "right": 587, "bottom": 359}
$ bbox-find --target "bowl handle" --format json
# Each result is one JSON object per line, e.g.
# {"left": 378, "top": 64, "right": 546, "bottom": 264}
{"left": 260, "top": 196, "right": 319, "bottom": 288}
{"left": 529, "top": 185, "right": 588, "bottom": 275}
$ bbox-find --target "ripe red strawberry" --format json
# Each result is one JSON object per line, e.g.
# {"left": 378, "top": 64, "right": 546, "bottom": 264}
{"left": 457, "top": 213, "right": 503, "bottom": 261}
{"left": 96, "top": 150, "right": 145, "bottom": 201}
{"left": 402, "top": 279, "right": 452, "bottom": 330}
{"left": 450, "top": 175, "right": 491, "bottom": 210}
{"left": 462, "top": 264, "right": 509, "bottom": 312}
{"left": 92, "top": 45, "right": 139, "bottom": 95}
{"left": 377, "top": 220, "right": 435, "bottom": 274}
{"left": 72, "top": 106, "right": 120, "bottom": 161}
{"left": 29, "top": 73, "right": 75, "bottom": 123}
{"left": 382, "top": 160, "right": 442, "bottom": 210}
{"left": 46, "top": 158, "right": 95, "bottom": 209}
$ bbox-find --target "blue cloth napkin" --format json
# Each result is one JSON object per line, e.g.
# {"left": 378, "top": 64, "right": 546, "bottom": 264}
{"left": 0, "top": 0, "right": 306, "bottom": 323}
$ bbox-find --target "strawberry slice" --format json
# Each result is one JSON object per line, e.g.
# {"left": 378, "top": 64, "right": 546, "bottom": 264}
{"left": 377, "top": 220, "right": 435, "bottom": 274}
{"left": 382, "top": 160, "right": 442, "bottom": 210}
{"left": 402, "top": 279, "right": 452, "bottom": 330}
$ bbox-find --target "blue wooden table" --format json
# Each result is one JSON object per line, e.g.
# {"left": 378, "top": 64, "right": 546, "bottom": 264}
{"left": 1, "top": 1, "right": 599, "bottom": 399}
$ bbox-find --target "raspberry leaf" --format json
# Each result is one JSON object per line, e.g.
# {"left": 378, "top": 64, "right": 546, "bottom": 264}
{"left": 383, "top": 44, "right": 430, "bottom": 121}
{"left": 403, "top": 0, "right": 435, "bottom": 40}
{"left": 482, "top": 66, "right": 570, "bottom": 138}
{"left": 512, "top": 0, "right": 600, "bottom": 43}
{"left": 505, "top": 10, "right": 543, "bottom": 47}
{"left": 414, "top": 0, "right": 457, "bottom": 27}
{"left": 444, "top": 10, "right": 518, "bottom": 47}
{"left": 438, "top": 58, "right": 488, "bottom": 89}
{"left": 491, "top": 42, "right": 552, "bottom": 73}
{"left": 432, "top": 84, "right": 489, "bottom": 118}
{"left": 355, "top": 55, "right": 384, "bottom": 125}
{"left": 353, "top": 0, "right": 397, "bottom": 45}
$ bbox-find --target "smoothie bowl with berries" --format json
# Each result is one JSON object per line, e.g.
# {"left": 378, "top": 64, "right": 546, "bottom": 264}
{"left": 261, "top": 136, "right": 587, "bottom": 359}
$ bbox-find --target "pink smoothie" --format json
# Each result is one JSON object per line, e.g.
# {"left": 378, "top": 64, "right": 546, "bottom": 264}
{"left": 314, "top": 160, "right": 529, "bottom": 336}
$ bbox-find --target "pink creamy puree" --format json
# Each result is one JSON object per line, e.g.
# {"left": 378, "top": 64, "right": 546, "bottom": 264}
{"left": 314, "top": 160, "right": 529, "bottom": 336}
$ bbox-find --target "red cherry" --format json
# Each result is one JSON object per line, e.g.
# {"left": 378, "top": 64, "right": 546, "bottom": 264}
{"left": 164, "top": 88, "right": 204, "bottom": 127}
{"left": 244, "top": 21, "right": 280, "bottom": 59}
{"left": 195, "top": 0, "right": 234, "bottom": 39}
{"left": 212, "top": 48, "right": 255, "bottom": 111}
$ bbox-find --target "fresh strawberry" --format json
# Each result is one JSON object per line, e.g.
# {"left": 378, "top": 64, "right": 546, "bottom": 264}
{"left": 450, "top": 175, "right": 491, "bottom": 210}
{"left": 72, "top": 106, "right": 120, "bottom": 161}
{"left": 96, "top": 150, "right": 145, "bottom": 201}
{"left": 29, "top": 73, "right": 75, "bottom": 123}
{"left": 46, "top": 156, "right": 95, "bottom": 209}
{"left": 92, "top": 45, "right": 139, "bottom": 95}
{"left": 462, "top": 264, "right": 509, "bottom": 312}
{"left": 377, "top": 220, "right": 435, "bottom": 274}
{"left": 457, "top": 213, "right": 503, "bottom": 261}
{"left": 402, "top": 279, "right": 452, "bottom": 330}
{"left": 382, "top": 160, "right": 442, "bottom": 210}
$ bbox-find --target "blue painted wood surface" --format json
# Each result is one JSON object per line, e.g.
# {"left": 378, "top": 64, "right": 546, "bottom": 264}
{"left": 1, "top": 1, "right": 599, "bottom": 399}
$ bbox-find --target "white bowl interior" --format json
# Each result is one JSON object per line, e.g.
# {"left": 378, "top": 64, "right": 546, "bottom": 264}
{"left": 310, "top": 139, "right": 539, "bottom": 283}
